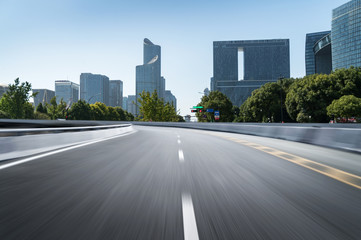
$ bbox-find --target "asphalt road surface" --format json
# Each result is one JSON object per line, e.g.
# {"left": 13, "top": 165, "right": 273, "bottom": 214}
{"left": 1, "top": 126, "right": 361, "bottom": 240}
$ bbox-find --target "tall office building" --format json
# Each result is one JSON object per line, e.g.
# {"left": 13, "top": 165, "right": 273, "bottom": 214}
{"left": 332, "top": 0, "right": 361, "bottom": 70}
{"left": 33, "top": 89, "right": 56, "bottom": 107}
{"left": 109, "top": 80, "right": 123, "bottom": 107}
{"left": 136, "top": 38, "right": 164, "bottom": 114}
{"left": 127, "top": 95, "right": 137, "bottom": 116}
{"left": 0, "top": 84, "right": 9, "bottom": 99}
{"left": 305, "top": 31, "right": 332, "bottom": 75}
{"left": 122, "top": 97, "right": 128, "bottom": 111}
{"left": 212, "top": 39, "right": 290, "bottom": 106}
{"left": 55, "top": 80, "right": 79, "bottom": 106}
{"left": 164, "top": 90, "right": 177, "bottom": 111}
{"left": 80, "top": 73, "right": 109, "bottom": 105}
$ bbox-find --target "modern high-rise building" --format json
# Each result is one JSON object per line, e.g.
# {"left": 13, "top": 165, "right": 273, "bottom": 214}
{"left": 136, "top": 38, "right": 164, "bottom": 114}
{"left": 122, "top": 96, "right": 128, "bottom": 111}
{"left": 212, "top": 39, "right": 290, "bottom": 106}
{"left": 305, "top": 31, "right": 332, "bottom": 75}
{"left": 332, "top": 0, "right": 361, "bottom": 70}
{"left": 109, "top": 80, "right": 123, "bottom": 107}
{"left": 0, "top": 84, "right": 9, "bottom": 99}
{"left": 164, "top": 90, "right": 177, "bottom": 111}
{"left": 33, "top": 89, "right": 56, "bottom": 107}
{"left": 127, "top": 95, "right": 137, "bottom": 116}
{"left": 55, "top": 80, "right": 79, "bottom": 106}
{"left": 80, "top": 73, "right": 109, "bottom": 105}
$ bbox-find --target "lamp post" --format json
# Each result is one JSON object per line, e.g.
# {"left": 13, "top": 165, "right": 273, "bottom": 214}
{"left": 87, "top": 93, "right": 102, "bottom": 103}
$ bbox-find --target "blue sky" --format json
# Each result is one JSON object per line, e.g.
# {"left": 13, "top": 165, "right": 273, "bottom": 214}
{"left": 0, "top": 0, "right": 347, "bottom": 116}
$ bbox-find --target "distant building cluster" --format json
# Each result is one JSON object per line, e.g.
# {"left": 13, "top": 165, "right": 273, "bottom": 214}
{"left": 1, "top": 38, "right": 178, "bottom": 118}
{"left": 32, "top": 76, "right": 123, "bottom": 109}
{"left": 306, "top": 0, "right": 361, "bottom": 75}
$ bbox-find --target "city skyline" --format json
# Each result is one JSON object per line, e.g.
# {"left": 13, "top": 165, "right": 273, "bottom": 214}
{"left": 0, "top": 0, "right": 347, "bottom": 116}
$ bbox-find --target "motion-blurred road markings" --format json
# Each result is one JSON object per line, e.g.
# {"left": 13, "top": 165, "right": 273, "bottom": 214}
{"left": 178, "top": 139, "right": 182, "bottom": 144}
{"left": 179, "top": 150, "right": 185, "bottom": 162}
{"left": 0, "top": 131, "right": 137, "bottom": 171}
{"left": 207, "top": 132, "right": 361, "bottom": 190}
{"left": 182, "top": 193, "right": 200, "bottom": 240}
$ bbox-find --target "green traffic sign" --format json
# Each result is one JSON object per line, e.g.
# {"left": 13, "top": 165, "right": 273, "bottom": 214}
{"left": 193, "top": 106, "right": 204, "bottom": 109}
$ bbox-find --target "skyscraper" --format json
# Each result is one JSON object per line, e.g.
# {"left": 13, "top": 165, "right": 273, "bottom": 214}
{"left": 80, "top": 73, "right": 109, "bottom": 105}
{"left": 136, "top": 38, "right": 164, "bottom": 114}
{"left": 212, "top": 39, "right": 290, "bottom": 106}
{"left": 122, "top": 96, "right": 128, "bottom": 111}
{"left": 0, "top": 84, "right": 9, "bottom": 99}
{"left": 305, "top": 31, "right": 332, "bottom": 75}
{"left": 164, "top": 90, "right": 177, "bottom": 111}
{"left": 109, "top": 80, "right": 123, "bottom": 107}
{"left": 127, "top": 95, "right": 137, "bottom": 116}
{"left": 332, "top": 0, "right": 361, "bottom": 70}
{"left": 55, "top": 80, "right": 79, "bottom": 106}
{"left": 33, "top": 89, "right": 56, "bottom": 107}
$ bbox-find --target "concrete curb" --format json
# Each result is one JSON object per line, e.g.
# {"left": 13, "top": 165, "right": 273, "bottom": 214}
{"left": 132, "top": 122, "right": 361, "bottom": 153}
{"left": 0, "top": 124, "right": 133, "bottom": 161}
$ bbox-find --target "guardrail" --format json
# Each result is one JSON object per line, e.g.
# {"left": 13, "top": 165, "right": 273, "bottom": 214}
{"left": 0, "top": 123, "right": 133, "bottom": 161}
{"left": 132, "top": 122, "right": 361, "bottom": 153}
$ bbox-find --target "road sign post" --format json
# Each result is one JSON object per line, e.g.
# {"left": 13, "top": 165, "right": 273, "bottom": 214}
{"left": 214, "top": 111, "right": 220, "bottom": 121}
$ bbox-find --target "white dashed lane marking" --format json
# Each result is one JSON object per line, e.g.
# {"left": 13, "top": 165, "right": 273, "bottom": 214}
{"left": 182, "top": 193, "right": 199, "bottom": 240}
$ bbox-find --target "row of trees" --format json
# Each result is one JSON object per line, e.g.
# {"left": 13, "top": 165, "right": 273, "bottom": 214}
{"left": 0, "top": 78, "right": 134, "bottom": 121}
{"left": 239, "top": 67, "right": 361, "bottom": 123}
{"left": 197, "top": 68, "right": 361, "bottom": 123}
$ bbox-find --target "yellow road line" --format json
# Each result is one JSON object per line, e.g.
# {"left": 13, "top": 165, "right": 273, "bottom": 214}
{"left": 211, "top": 133, "right": 361, "bottom": 190}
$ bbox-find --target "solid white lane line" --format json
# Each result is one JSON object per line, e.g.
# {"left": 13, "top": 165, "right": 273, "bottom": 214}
{"left": 0, "top": 131, "right": 136, "bottom": 171}
{"left": 182, "top": 193, "right": 200, "bottom": 240}
{"left": 179, "top": 150, "right": 184, "bottom": 162}
{"left": 178, "top": 139, "right": 181, "bottom": 144}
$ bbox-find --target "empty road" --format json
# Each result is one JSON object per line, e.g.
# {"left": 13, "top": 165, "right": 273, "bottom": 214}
{"left": 1, "top": 126, "right": 361, "bottom": 239}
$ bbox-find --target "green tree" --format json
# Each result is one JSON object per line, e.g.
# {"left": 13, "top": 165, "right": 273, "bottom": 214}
{"left": 236, "top": 79, "right": 294, "bottom": 122}
{"left": 0, "top": 110, "right": 10, "bottom": 119}
{"left": 107, "top": 106, "right": 120, "bottom": 121}
{"left": 36, "top": 103, "right": 48, "bottom": 114}
{"left": 327, "top": 95, "right": 361, "bottom": 120}
{"left": 68, "top": 100, "right": 91, "bottom": 120}
{"left": 115, "top": 107, "right": 127, "bottom": 121}
{"left": 137, "top": 90, "right": 178, "bottom": 121}
{"left": 126, "top": 111, "right": 135, "bottom": 121}
{"left": 0, "top": 78, "right": 36, "bottom": 119}
{"left": 196, "top": 91, "right": 234, "bottom": 122}
{"left": 24, "top": 102, "right": 35, "bottom": 119}
{"left": 286, "top": 68, "right": 361, "bottom": 123}
{"left": 90, "top": 103, "right": 105, "bottom": 120}
{"left": 47, "top": 96, "right": 59, "bottom": 120}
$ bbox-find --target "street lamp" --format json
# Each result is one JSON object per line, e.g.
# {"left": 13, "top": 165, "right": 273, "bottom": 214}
{"left": 87, "top": 93, "right": 102, "bottom": 103}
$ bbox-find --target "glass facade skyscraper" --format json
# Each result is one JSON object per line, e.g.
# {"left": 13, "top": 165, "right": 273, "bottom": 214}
{"left": 164, "top": 90, "right": 177, "bottom": 111}
{"left": 33, "top": 89, "right": 56, "bottom": 107}
{"left": 109, "top": 80, "right": 123, "bottom": 107}
{"left": 305, "top": 31, "right": 332, "bottom": 75}
{"left": 80, "top": 73, "right": 109, "bottom": 105}
{"left": 136, "top": 38, "right": 165, "bottom": 115}
{"left": 55, "top": 80, "right": 79, "bottom": 106}
{"left": 0, "top": 84, "right": 9, "bottom": 99}
{"left": 332, "top": 0, "right": 361, "bottom": 70}
{"left": 212, "top": 39, "right": 290, "bottom": 106}
{"left": 127, "top": 95, "right": 137, "bottom": 116}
